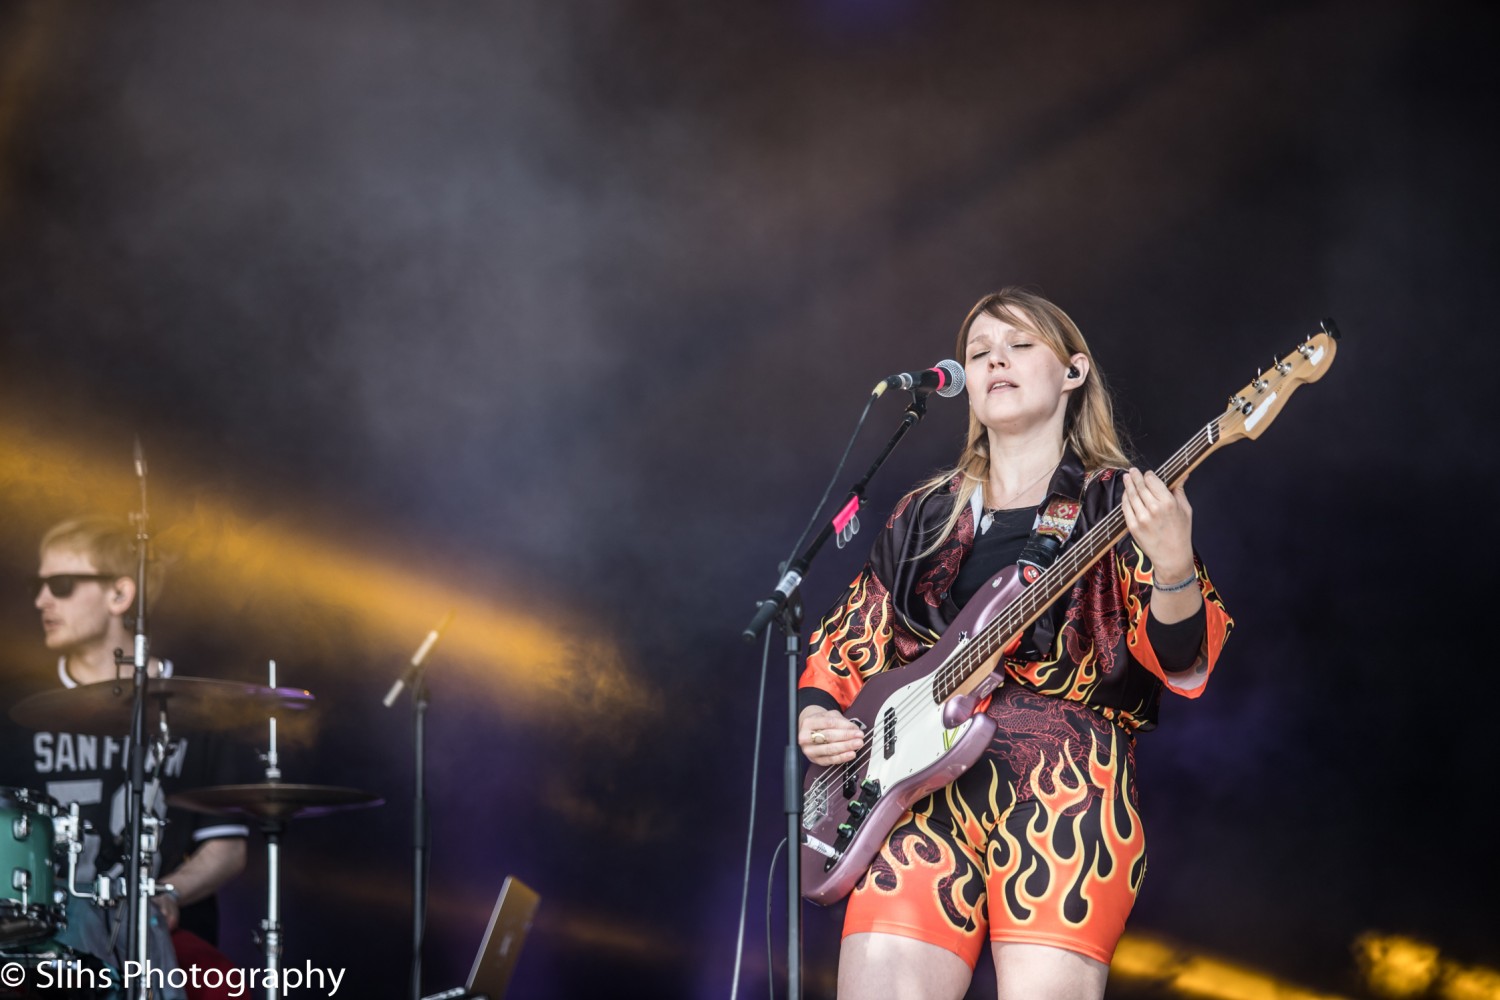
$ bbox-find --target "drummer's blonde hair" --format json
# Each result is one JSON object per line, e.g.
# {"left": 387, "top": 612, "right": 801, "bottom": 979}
{"left": 41, "top": 516, "right": 164, "bottom": 607}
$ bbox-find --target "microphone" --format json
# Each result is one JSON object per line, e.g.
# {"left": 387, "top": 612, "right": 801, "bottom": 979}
{"left": 872, "top": 359, "right": 965, "bottom": 398}
{"left": 382, "top": 610, "right": 455, "bottom": 707}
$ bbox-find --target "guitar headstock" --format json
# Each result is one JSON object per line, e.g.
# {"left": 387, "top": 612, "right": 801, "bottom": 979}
{"left": 1213, "top": 319, "right": 1340, "bottom": 445}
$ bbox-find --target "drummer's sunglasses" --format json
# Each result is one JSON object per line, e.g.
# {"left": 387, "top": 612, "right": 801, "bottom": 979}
{"left": 31, "top": 574, "right": 119, "bottom": 599}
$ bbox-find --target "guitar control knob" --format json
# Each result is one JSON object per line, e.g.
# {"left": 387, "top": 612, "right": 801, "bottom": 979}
{"left": 828, "top": 824, "right": 855, "bottom": 872}
{"left": 860, "top": 779, "right": 881, "bottom": 799}
{"left": 847, "top": 799, "right": 870, "bottom": 820}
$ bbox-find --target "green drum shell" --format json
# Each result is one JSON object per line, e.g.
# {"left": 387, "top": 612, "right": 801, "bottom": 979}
{"left": 0, "top": 788, "right": 60, "bottom": 945}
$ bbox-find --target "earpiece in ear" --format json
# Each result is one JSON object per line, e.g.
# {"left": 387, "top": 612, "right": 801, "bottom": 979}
{"left": 1067, "top": 366, "right": 1081, "bottom": 379}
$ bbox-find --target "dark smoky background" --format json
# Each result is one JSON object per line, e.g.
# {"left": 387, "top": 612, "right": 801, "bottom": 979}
{"left": 0, "top": 2, "right": 1495, "bottom": 998}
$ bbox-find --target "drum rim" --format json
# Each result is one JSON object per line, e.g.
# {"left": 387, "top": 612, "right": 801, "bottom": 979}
{"left": 0, "top": 786, "right": 60, "bottom": 810}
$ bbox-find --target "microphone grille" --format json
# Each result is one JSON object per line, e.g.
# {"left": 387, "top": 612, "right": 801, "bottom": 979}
{"left": 935, "top": 359, "right": 965, "bottom": 397}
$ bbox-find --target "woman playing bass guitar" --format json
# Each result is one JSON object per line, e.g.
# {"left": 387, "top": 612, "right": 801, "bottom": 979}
{"left": 797, "top": 288, "right": 1233, "bottom": 1000}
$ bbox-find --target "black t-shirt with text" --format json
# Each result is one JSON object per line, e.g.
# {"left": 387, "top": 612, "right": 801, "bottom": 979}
{"left": 0, "top": 663, "right": 254, "bottom": 944}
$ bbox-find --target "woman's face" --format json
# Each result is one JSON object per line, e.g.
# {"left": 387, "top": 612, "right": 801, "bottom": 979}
{"left": 963, "top": 310, "right": 1082, "bottom": 437}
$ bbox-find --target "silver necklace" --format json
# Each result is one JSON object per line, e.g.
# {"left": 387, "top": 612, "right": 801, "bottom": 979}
{"left": 980, "top": 460, "right": 1058, "bottom": 533}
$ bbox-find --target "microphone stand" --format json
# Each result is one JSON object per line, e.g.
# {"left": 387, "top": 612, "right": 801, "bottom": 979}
{"left": 382, "top": 613, "right": 452, "bottom": 1000}
{"left": 410, "top": 673, "right": 429, "bottom": 1000}
{"left": 741, "top": 390, "right": 933, "bottom": 1000}
{"left": 123, "top": 438, "right": 153, "bottom": 999}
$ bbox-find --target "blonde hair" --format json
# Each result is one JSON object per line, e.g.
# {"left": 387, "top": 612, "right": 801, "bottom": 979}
{"left": 914, "top": 287, "right": 1132, "bottom": 556}
{"left": 41, "top": 516, "right": 164, "bottom": 607}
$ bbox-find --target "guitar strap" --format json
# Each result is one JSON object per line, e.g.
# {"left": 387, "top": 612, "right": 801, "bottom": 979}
{"left": 1016, "top": 495, "right": 1081, "bottom": 585}
{"left": 1010, "top": 474, "right": 1092, "bottom": 661}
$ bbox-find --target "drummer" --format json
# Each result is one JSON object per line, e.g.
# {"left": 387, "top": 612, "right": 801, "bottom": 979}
{"left": 0, "top": 516, "right": 250, "bottom": 984}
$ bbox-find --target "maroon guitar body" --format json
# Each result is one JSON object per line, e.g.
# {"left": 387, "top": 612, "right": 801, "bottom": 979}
{"left": 800, "top": 563, "right": 1024, "bottom": 904}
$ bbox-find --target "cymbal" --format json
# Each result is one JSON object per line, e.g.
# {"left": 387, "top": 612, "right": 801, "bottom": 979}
{"left": 167, "top": 783, "right": 383, "bottom": 821}
{"left": 9, "top": 677, "right": 315, "bottom": 737}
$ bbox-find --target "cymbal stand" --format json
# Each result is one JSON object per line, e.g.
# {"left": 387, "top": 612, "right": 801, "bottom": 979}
{"left": 123, "top": 438, "right": 154, "bottom": 997}
{"left": 58, "top": 700, "right": 173, "bottom": 988}
{"left": 257, "top": 660, "right": 285, "bottom": 1000}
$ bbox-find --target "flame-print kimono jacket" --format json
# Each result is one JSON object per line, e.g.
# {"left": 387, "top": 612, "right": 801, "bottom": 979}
{"left": 798, "top": 449, "right": 1233, "bottom": 733}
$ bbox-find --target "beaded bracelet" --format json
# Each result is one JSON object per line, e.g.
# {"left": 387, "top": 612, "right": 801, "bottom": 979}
{"left": 1153, "top": 572, "right": 1198, "bottom": 593}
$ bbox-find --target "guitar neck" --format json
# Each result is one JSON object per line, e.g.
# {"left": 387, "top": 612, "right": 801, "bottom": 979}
{"left": 931, "top": 323, "right": 1339, "bottom": 700}
{"left": 934, "top": 416, "right": 1225, "bottom": 701}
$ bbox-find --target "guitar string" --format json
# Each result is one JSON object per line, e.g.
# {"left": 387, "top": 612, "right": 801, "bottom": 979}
{"left": 804, "top": 416, "right": 1222, "bottom": 813}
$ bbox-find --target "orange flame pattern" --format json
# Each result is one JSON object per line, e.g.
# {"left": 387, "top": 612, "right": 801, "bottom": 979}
{"left": 1122, "top": 538, "right": 1234, "bottom": 698}
{"left": 844, "top": 724, "right": 1145, "bottom": 966}
{"left": 802, "top": 570, "right": 900, "bottom": 707}
{"left": 986, "top": 729, "right": 1145, "bottom": 960}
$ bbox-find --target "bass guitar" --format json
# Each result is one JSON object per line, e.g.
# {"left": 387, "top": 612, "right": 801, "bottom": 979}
{"left": 800, "top": 321, "right": 1340, "bottom": 904}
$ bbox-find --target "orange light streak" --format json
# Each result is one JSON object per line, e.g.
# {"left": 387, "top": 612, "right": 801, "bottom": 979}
{"left": 1111, "top": 932, "right": 1351, "bottom": 1000}
{"left": 0, "top": 422, "right": 647, "bottom": 723}
{"left": 1355, "top": 933, "right": 1500, "bottom": 1000}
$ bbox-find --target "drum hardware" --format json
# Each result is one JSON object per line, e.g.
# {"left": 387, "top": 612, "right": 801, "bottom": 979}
{"left": 0, "top": 788, "right": 64, "bottom": 946}
{"left": 43, "top": 706, "right": 180, "bottom": 952}
{"left": 56, "top": 802, "right": 118, "bottom": 917}
{"left": 169, "top": 661, "right": 372, "bottom": 1000}
{"left": 55, "top": 802, "right": 169, "bottom": 910}
{"left": 261, "top": 659, "right": 285, "bottom": 1000}
{"left": 119, "top": 435, "right": 154, "bottom": 993}
{"left": 10, "top": 661, "right": 327, "bottom": 998}
{"left": 9, "top": 677, "right": 315, "bottom": 738}
{"left": 167, "top": 784, "right": 383, "bottom": 822}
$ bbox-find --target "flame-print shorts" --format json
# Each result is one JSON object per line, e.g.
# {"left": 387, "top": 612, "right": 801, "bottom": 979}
{"left": 842, "top": 687, "right": 1145, "bottom": 966}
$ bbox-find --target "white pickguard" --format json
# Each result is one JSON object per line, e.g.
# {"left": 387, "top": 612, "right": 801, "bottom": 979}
{"left": 854, "top": 674, "right": 978, "bottom": 791}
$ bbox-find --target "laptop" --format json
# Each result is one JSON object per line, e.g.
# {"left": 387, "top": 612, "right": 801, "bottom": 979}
{"left": 422, "top": 876, "right": 541, "bottom": 1000}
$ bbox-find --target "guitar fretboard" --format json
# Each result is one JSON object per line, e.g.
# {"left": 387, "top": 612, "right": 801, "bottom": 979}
{"left": 932, "top": 416, "right": 1222, "bottom": 702}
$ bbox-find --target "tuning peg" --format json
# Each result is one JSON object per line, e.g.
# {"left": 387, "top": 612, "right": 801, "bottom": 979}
{"left": 1251, "top": 368, "right": 1268, "bottom": 392}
